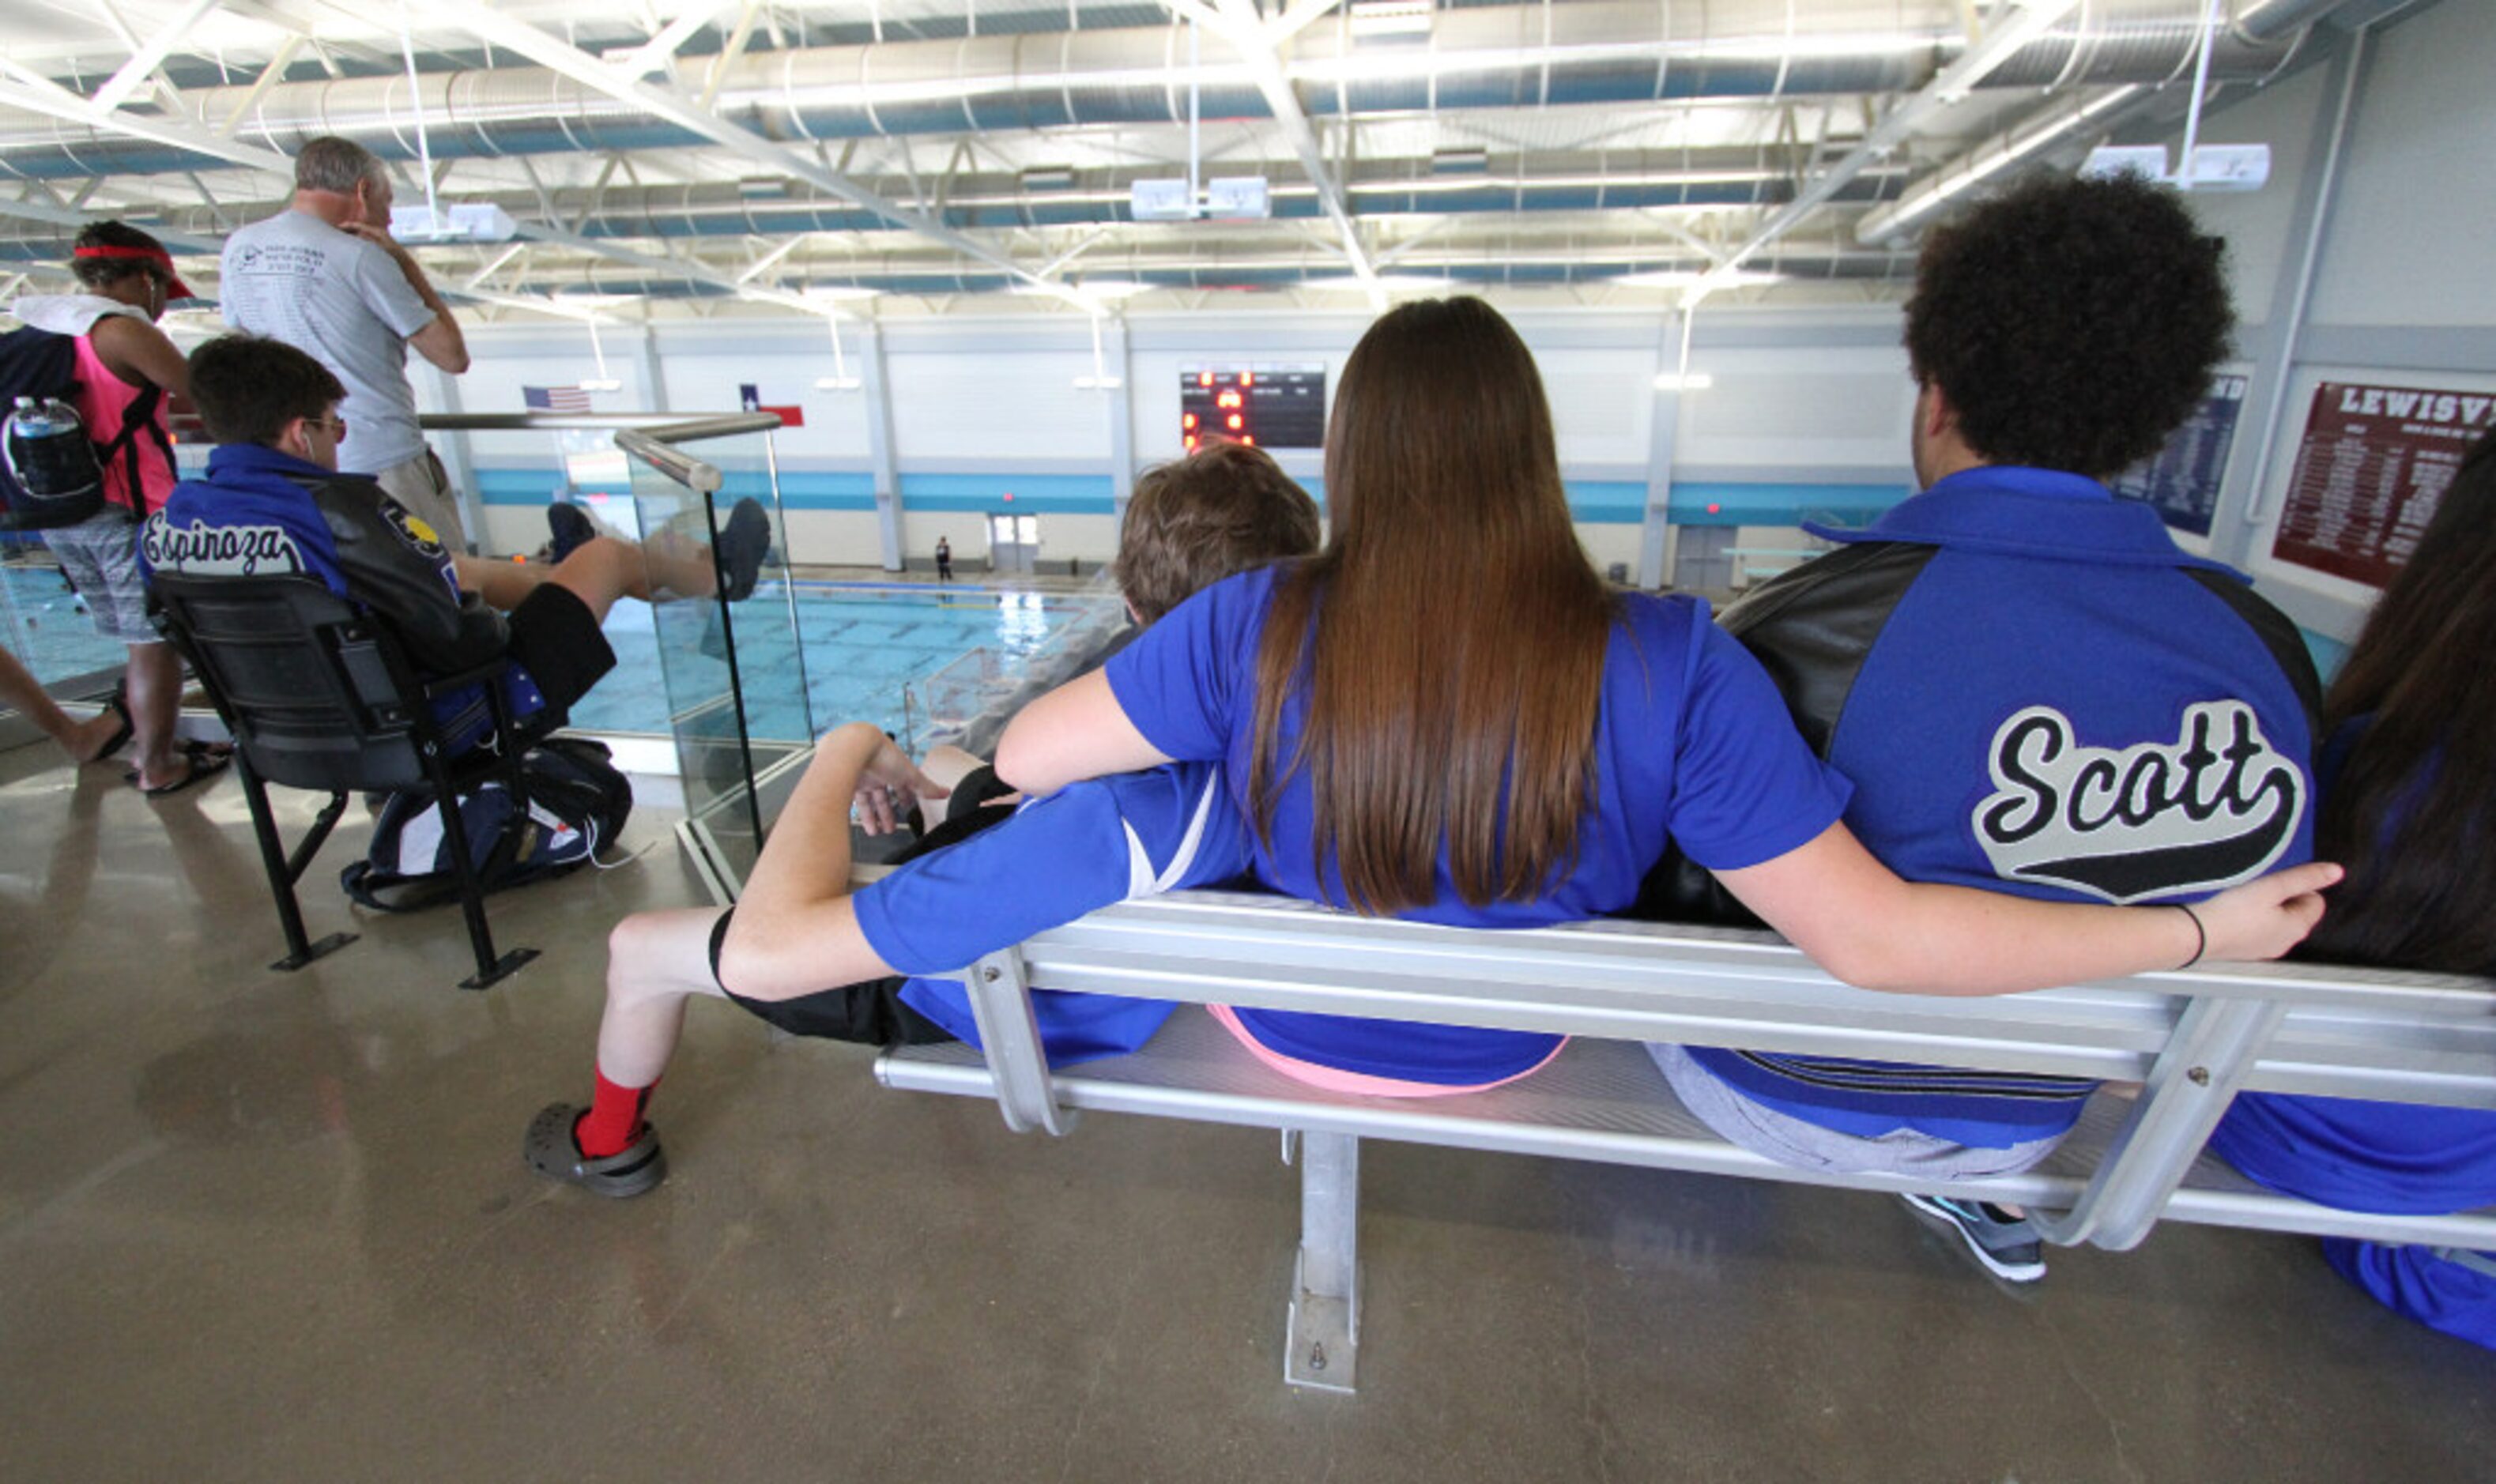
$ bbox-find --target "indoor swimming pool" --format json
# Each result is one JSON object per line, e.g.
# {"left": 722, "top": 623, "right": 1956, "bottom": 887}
{"left": 564, "top": 581, "right": 1125, "bottom": 748}
{"left": 0, "top": 562, "right": 1122, "bottom": 757}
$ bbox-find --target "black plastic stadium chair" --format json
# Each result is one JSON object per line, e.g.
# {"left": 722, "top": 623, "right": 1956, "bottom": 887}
{"left": 148, "top": 573, "right": 539, "bottom": 989}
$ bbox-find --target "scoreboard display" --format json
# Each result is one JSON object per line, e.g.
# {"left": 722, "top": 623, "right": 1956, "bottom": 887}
{"left": 1180, "top": 363, "right": 1326, "bottom": 450}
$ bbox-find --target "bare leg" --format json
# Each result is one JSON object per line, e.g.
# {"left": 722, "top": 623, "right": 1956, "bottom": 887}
{"left": 451, "top": 554, "right": 548, "bottom": 612}
{"left": 915, "top": 743, "right": 990, "bottom": 795}
{"left": 595, "top": 907, "right": 732, "bottom": 1088}
{"left": 455, "top": 536, "right": 719, "bottom": 626}
{"left": 123, "top": 640, "right": 190, "bottom": 790}
{"left": 0, "top": 646, "right": 124, "bottom": 763}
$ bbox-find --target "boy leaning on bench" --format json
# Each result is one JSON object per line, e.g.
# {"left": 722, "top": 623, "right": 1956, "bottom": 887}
{"left": 524, "top": 441, "right": 1323, "bottom": 1196}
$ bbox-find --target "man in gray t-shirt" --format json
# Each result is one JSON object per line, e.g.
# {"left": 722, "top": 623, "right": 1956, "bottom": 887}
{"left": 220, "top": 136, "right": 473, "bottom": 548}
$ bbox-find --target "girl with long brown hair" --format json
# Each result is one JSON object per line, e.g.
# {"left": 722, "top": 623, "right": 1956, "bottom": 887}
{"left": 2211, "top": 420, "right": 2496, "bottom": 1350}
{"left": 999, "top": 296, "right": 2334, "bottom": 1094}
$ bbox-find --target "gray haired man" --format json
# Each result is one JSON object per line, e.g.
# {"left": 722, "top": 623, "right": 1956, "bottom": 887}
{"left": 219, "top": 136, "right": 474, "bottom": 549}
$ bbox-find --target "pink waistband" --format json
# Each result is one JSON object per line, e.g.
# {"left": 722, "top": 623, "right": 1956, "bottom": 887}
{"left": 1206, "top": 1004, "right": 1565, "bottom": 1099}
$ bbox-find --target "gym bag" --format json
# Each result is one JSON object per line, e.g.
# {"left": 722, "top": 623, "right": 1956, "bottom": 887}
{"left": 340, "top": 736, "right": 635, "bottom": 912}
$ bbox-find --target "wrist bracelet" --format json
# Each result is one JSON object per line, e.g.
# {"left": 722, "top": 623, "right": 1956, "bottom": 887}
{"left": 2174, "top": 902, "right": 2206, "bottom": 970}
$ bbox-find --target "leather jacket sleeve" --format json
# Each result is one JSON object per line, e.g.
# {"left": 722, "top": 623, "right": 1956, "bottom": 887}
{"left": 1627, "top": 542, "right": 1936, "bottom": 926}
{"left": 306, "top": 474, "right": 509, "bottom": 674}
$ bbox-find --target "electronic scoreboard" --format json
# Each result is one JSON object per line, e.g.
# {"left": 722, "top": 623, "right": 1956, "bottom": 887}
{"left": 1180, "top": 364, "right": 1326, "bottom": 450}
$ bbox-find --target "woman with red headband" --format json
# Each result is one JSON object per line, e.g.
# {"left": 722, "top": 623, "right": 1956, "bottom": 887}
{"left": 5, "top": 220, "right": 224, "bottom": 796}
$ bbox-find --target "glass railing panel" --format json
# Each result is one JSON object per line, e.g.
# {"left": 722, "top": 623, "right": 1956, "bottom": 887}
{"left": 2, "top": 533, "right": 133, "bottom": 703}
{"left": 615, "top": 424, "right": 807, "bottom": 893}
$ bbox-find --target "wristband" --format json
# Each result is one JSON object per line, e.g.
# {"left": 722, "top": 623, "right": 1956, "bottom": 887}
{"left": 2174, "top": 902, "right": 2206, "bottom": 970}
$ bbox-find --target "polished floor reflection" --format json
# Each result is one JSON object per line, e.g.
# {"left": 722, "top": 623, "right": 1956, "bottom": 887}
{"left": 1, "top": 744, "right": 2488, "bottom": 1481}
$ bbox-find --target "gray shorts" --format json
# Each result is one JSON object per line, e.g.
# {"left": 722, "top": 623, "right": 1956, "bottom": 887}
{"left": 371, "top": 449, "right": 468, "bottom": 553}
{"left": 1649, "top": 1043, "right": 2061, "bottom": 1180}
{"left": 41, "top": 510, "right": 159, "bottom": 645}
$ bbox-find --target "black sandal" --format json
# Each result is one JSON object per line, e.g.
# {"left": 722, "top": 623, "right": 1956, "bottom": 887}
{"left": 522, "top": 1102, "right": 669, "bottom": 1199}
{"left": 78, "top": 682, "right": 134, "bottom": 765}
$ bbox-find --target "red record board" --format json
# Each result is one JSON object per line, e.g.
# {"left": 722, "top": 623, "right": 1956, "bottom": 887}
{"left": 2272, "top": 382, "right": 2495, "bottom": 588}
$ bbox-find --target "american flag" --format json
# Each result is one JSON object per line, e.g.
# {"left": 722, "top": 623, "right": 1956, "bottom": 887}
{"left": 523, "top": 384, "right": 594, "bottom": 413}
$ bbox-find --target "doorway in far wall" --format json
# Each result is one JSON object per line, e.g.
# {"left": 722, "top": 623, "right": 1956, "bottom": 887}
{"left": 987, "top": 513, "right": 1040, "bottom": 574}
{"left": 1670, "top": 525, "right": 1735, "bottom": 593}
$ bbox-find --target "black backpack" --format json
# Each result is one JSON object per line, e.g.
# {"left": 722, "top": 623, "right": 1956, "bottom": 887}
{"left": 339, "top": 737, "right": 635, "bottom": 912}
{"left": 0, "top": 324, "right": 167, "bottom": 531}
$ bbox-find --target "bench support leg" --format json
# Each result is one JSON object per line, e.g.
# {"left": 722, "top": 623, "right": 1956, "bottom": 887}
{"left": 1285, "top": 1131, "right": 1359, "bottom": 1393}
{"left": 2032, "top": 995, "right": 2286, "bottom": 1252}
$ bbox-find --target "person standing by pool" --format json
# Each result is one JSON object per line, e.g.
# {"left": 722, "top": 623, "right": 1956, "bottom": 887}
{"left": 935, "top": 535, "right": 953, "bottom": 583}
{"left": 6, "top": 221, "right": 223, "bottom": 796}
{"left": 994, "top": 296, "right": 2336, "bottom": 1098}
{"left": 218, "top": 137, "right": 474, "bottom": 552}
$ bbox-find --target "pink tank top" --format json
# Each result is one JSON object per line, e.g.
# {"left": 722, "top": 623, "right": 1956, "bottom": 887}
{"left": 71, "top": 328, "right": 175, "bottom": 516}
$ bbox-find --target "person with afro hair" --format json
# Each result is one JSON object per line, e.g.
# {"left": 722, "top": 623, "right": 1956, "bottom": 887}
{"left": 1636, "top": 172, "right": 2325, "bottom": 1285}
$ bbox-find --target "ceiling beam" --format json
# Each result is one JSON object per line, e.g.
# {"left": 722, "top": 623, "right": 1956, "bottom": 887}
{"left": 91, "top": 0, "right": 232, "bottom": 113}
{"left": 613, "top": 2, "right": 741, "bottom": 78}
{"left": 0, "top": 62, "right": 293, "bottom": 179}
{"left": 1190, "top": 0, "right": 1378, "bottom": 295}
{"left": 1683, "top": 0, "right": 2082, "bottom": 303}
{"left": 0, "top": 198, "right": 226, "bottom": 255}
{"left": 323, "top": 0, "right": 1096, "bottom": 311}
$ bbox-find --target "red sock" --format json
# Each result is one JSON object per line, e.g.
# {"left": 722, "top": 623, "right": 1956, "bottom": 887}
{"left": 575, "top": 1069, "right": 656, "bottom": 1158}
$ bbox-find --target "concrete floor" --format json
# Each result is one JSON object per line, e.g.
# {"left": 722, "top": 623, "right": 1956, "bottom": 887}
{"left": 2, "top": 743, "right": 2490, "bottom": 1482}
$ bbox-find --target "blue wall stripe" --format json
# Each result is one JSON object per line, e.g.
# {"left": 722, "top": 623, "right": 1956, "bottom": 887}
{"left": 476, "top": 467, "right": 1915, "bottom": 528}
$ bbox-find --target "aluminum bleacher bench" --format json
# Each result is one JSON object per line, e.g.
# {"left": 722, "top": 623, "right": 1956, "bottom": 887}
{"left": 873, "top": 888, "right": 2496, "bottom": 1392}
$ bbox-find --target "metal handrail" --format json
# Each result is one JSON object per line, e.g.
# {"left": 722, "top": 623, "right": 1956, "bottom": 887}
{"left": 417, "top": 411, "right": 783, "bottom": 442}
{"left": 613, "top": 429, "right": 723, "bottom": 493}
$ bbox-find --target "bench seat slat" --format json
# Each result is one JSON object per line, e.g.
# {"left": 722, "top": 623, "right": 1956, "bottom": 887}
{"left": 877, "top": 1009, "right": 2496, "bottom": 1251}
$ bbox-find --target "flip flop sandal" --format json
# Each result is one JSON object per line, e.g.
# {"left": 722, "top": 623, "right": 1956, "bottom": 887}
{"left": 79, "top": 682, "right": 135, "bottom": 765}
{"left": 134, "top": 741, "right": 233, "bottom": 798}
{"left": 523, "top": 1102, "right": 669, "bottom": 1199}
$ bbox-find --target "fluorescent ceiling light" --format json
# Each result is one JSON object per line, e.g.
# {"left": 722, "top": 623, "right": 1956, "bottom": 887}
{"left": 1612, "top": 269, "right": 1782, "bottom": 291}
{"left": 814, "top": 375, "right": 863, "bottom": 391}
{"left": 1348, "top": 0, "right": 1433, "bottom": 38}
{"left": 1653, "top": 372, "right": 1714, "bottom": 391}
{"left": 1301, "top": 274, "right": 1453, "bottom": 293}
{"left": 578, "top": 378, "right": 624, "bottom": 393}
{"left": 1073, "top": 375, "right": 1125, "bottom": 390}
{"left": 1073, "top": 279, "right": 1152, "bottom": 299}
{"left": 554, "top": 292, "right": 647, "bottom": 306}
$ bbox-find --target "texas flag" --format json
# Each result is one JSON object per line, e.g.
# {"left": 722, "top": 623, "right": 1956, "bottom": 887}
{"left": 737, "top": 382, "right": 806, "bottom": 428}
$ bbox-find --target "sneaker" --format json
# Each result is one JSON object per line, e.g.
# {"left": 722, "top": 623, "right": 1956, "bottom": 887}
{"left": 1900, "top": 1192, "right": 2046, "bottom": 1282}
{"left": 545, "top": 501, "right": 598, "bottom": 563}
{"left": 714, "top": 497, "right": 771, "bottom": 603}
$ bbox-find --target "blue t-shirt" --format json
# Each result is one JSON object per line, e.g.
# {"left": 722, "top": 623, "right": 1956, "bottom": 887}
{"left": 856, "top": 762, "right": 1251, "bottom": 1066}
{"left": 1104, "top": 564, "right": 1852, "bottom": 1086}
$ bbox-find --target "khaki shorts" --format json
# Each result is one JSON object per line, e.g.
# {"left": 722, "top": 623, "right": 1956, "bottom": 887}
{"left": 371, "top": 449, "right": 469, "bottom": 553}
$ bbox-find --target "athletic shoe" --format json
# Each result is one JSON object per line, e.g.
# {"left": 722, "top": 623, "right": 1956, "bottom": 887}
{"left": 715, "top": 497, "right": 771, "bottom": 602}
{"left": 1900, "top": 1192, "right": 2046, "bottom": 1282}
{"left": 545, "top": 501, "right": 598, "bottom": 563}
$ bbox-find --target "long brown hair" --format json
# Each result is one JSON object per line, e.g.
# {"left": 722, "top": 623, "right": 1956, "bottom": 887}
{"left": 1246, "top": 297, "right": 1617, "bottom": 915}
{"left": 2306, "top": 422, "right": 2496, "bottom": 974}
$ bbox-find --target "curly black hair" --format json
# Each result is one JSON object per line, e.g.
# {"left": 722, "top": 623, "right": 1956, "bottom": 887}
{"left": 70, "top": 220, "right": 172, "bottom": 292}
{"left": 1903, "top": 173, "right": 2231, "bottom": 477}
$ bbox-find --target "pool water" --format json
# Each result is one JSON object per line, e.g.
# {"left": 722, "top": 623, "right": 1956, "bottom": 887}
{"left": 2, "top": 563, "right": 132, "bottom": 683}
{"left": 2, "top": 563, "right": 1120, "bottom": 756}
{"left": 565, "top": 582, "right": 1124, "bottom": 748}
